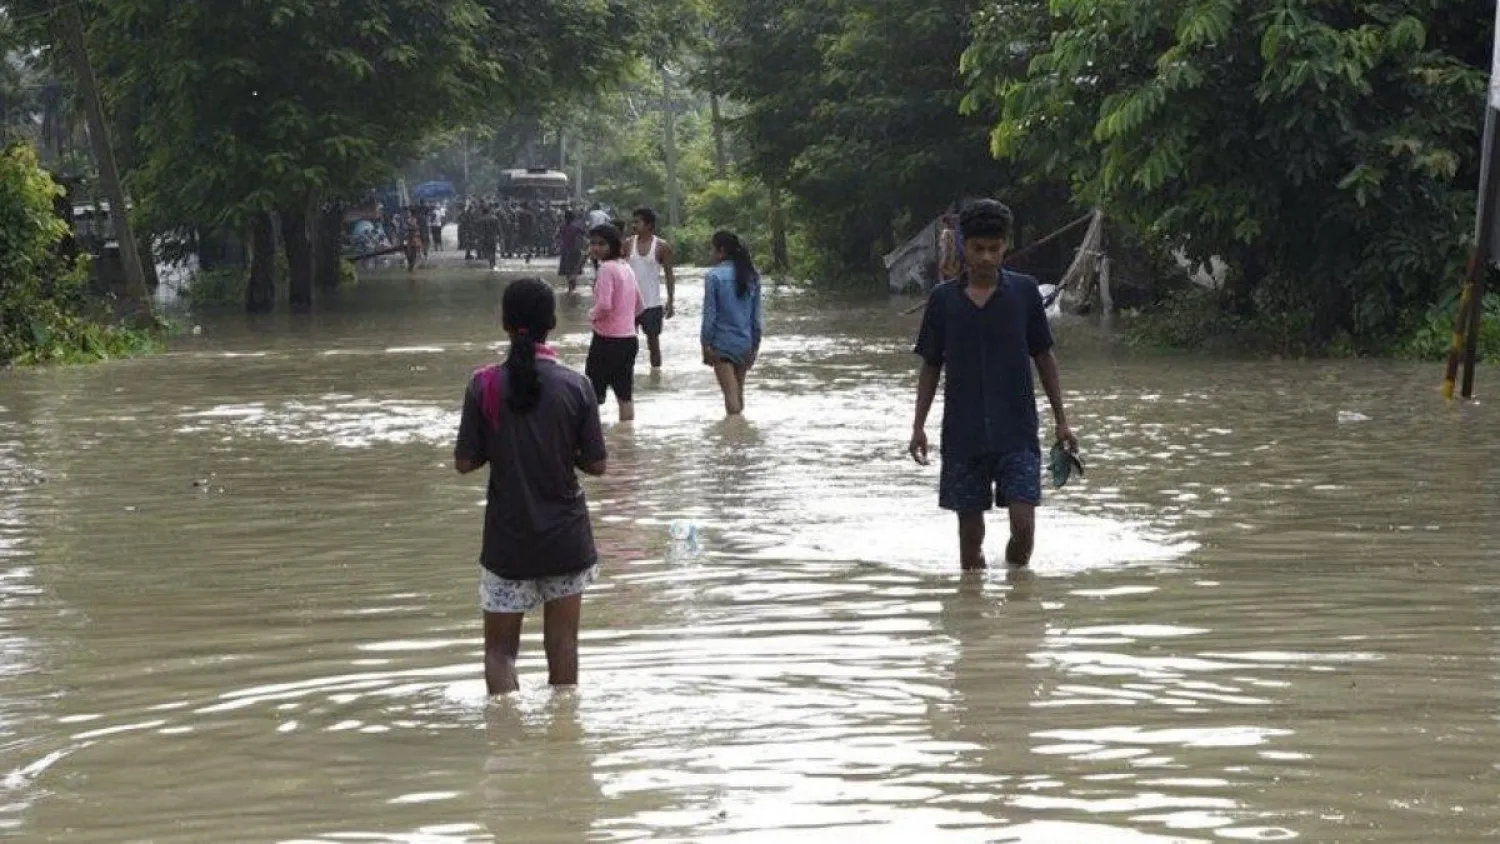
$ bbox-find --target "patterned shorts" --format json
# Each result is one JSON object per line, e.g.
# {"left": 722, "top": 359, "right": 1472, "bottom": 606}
{"left": 480, "top": 565, "right": 599, "bottom": 614}
{"left": 938, "top": 450, "right": 1043, "bottom": 512}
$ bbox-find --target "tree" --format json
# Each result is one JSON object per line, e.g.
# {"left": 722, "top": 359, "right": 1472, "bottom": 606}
{"left": 966, "top": 0, "right": 1492, "bottom": 347}
{"left": 0, "top": 142, "right": 147, "bottom": 363}
{"left": 84, "top": 0, "right": 637, "bottom": 311}
{"left": 713, "top": 0, "right": 1046, "bottom": 283}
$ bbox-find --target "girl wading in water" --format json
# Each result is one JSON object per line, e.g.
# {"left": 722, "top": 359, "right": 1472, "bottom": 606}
{"left": 585, "top": 224, "right": 645, "bottom": 422}
{"left": 701, "top": 231, "right": 763, "bottom": 416}
{"left": 454, "top": 278, "right": 608, "bottom": 694}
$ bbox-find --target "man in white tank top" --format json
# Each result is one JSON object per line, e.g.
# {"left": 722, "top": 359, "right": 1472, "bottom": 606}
{"left": 625, "top": 207, "right": 677, "bottom": 369}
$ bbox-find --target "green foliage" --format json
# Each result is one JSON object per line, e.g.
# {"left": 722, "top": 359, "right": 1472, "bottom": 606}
{"left": 339, "top": 258, "right": 358, "bottom": 288}
{"left": 1400, "top": 291, "right": 1500, "bottom": 361}
{"left": 675, "top": 176, "right": 809, "bottom": 271}
{"left": 93, "top": 0, "right": 491, "bottom": 230}
{"left": 76, "top": 0, "right": 638, "bottom": 234}
{"left": 967, "top": 0, "right": 1492, "bottom": 350}
{"left": 0, "top": 142, "right": 159, "bottom": 365}
{"left": 713, "top": 0, "right": 1065, "bottom": 285}
{"left": 181, "top": 268, "right": 249, "bottom": 308}
{"left": 1125, "top": 286, "right": 1325, "bottom": 357}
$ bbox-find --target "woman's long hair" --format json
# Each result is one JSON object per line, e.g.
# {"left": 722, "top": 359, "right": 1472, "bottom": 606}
{"left": 589, "top": 224, "right": 623, "bottom": 260}
{"left": 501, "top": 278, "right": 556, "bottom": 414}
{"left": 712, "top": 230, "right": 758, "bottom": 298}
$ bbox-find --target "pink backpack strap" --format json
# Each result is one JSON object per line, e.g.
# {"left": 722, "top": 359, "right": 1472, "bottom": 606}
{"left": 474, "top": 364, "right": 505, "bottom": 431}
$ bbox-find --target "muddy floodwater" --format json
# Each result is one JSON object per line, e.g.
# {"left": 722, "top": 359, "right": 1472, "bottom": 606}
{"left": 0, "top": 258, "right": 1497, "bottom": 843}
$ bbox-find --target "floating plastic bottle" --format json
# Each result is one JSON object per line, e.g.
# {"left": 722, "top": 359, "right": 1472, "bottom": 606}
{"left": 668, "top": 520, "right": 699, "bottom": 544}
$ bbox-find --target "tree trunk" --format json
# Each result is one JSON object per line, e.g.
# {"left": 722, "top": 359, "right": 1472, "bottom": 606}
{"left": 461, "top": 132, "right": 470, "bottom": 196}
{"left": 281, "top": 204, "right": 314, "bottom": 311}
{"left": 246, "top": 212, "right": 276, "bottom": 313}
{"left": 314, "top": 204, "right": 343, "bottom": 293}
{"left": 768, "top": 182, "right": 790, "bottom": 273}
{"left": 136, "top": 231, "right": 160, "bottom": 291}
{"left": 709, "top": 70, "right": 728, "bottom": 180}
{"left": 55, "top": 0, "right": 154, "bottom": 323}
{"left": 661, "top": 63, "right": 683, "bottom": 229}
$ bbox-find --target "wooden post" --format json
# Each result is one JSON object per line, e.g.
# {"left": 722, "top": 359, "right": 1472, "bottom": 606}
{"left": 1460, "top": 119, "right": 1500, "bottom": 398}
{"left": 55, "top": 0, "right": 153, "bottom": 323}
{"left": 1442, "top": 285, "right": 1473, "bottom": 400}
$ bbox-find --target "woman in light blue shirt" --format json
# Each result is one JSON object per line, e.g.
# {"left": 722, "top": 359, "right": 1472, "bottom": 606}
{"left": 700, "top": 231, "right": 763, "bottom": 416}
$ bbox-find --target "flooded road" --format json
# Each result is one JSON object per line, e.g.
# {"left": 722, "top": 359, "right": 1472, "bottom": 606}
{"left": 1, "top": 260, "right": 1498, "bottom": 842}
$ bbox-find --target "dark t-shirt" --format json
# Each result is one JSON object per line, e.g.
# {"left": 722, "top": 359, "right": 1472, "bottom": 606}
{"left": 454, "top": 359, "right": 607, "bottom": 580}
{"left": 914, "top": 270, "right": 1054, "bottom": 461}
{"left": 474, "top": 215, "right": 500, "bottom": 247}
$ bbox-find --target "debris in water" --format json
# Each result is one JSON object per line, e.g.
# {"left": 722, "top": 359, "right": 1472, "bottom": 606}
{"left": 1337, "top": 411, "right": 1371, "bottom": 424}
{"left": 668, "top": 520, "right": 699, "bottom": 544}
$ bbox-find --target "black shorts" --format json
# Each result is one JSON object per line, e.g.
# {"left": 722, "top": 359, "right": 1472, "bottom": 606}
{"left": 585, "top": 334, "right": 638, "bottom": 403}
{"left": 939, "top": 450, "right": 1043, "bottom": 512}
{"left": 637, "top": 306, "right": 665, "bottom": 338}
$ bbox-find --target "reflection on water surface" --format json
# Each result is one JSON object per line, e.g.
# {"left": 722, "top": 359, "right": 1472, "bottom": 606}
{"left": 0, "top": 260, "right": 1495, "bottom": 841}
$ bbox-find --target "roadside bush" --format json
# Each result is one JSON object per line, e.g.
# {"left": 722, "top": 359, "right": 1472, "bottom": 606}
{"left": 0, "top": 143, "right": 158, "bottom": 365}
{"left": 1400, "top": 291, "right": 1500, "bottom": 362}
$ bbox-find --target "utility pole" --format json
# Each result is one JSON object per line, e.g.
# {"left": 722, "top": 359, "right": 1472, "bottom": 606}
{"left": 661, "top": 62, "right": 682, "bottom": 229}
{"left": 461, "top": 132, "right": 470, "bottom": 195}
{"left": 708, "top": 65, "right": 728, "bottom": 179}
{"left": 575, "top": 143, "right": 585, "bottom": 200}
{"left": 55, "top": 0, "right": 153, "bottom": 322}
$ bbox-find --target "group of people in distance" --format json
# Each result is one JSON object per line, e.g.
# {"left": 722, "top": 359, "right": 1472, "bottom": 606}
{"left": 453, "top": 198, "right": 1075, "bottom": 698}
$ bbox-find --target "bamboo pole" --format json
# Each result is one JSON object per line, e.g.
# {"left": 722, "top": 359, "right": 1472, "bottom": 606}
{"left": 1447, "top": 102, "right": 1500, "bottom": 398}
{"left": 1442, "top": 285, "right": 1472, "bottom": 400}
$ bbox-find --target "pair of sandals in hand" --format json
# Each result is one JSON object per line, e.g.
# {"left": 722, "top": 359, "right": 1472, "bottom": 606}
{"left": 1049, "top": 441, "right": 1086, "bottom": 489}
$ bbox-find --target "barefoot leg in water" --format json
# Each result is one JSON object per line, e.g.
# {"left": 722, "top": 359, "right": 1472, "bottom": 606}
{"left": 1006, "top": 502, "right": 1036, "bottom": 567}
{"left": 542, "top": 594, "right": 583, "bottom": 686}
{"left": 958, "top": 511, "right": 987, "bottom": 570}
{"left": 713, "top": 362, "right": 743, "bottom": 415}
{"left": 483, "top": 612, "right": 523, "bottom": 695}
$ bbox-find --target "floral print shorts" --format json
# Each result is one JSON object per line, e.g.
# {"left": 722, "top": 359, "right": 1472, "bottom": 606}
{"left": 480, "top": 565, "right": 598, "bottom": 614}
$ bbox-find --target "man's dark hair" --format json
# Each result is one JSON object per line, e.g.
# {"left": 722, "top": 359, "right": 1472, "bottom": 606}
{"left": 959, "top": 199, "right": 1014, "bottom": 241}
{"left": 633, "top": 207, "right": 657, "bottom": 229}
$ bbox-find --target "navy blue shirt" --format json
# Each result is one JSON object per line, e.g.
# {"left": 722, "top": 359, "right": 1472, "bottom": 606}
{"left": 914, "top": 271, "right": 1054, "bottom": 460}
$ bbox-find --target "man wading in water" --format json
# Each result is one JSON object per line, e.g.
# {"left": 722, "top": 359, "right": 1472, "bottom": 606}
{"left": 908, "top": 199, "right": 1078, "bottom": 570}
{"left": 624, "top": 207, "right": 677, "bottom": 370}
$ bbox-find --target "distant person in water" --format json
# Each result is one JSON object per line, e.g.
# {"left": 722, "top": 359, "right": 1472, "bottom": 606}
{"left": 475, "top": 205, "right": 501, "bottom": 271}
{"left": 453, "top": 278, "right": 608, "bottom": 695}
{"left": 403, "top": 210, "right": 423, "bottom": 272}
{"left": 909, "top": 199, "right": 1077, "bottom": 571}
{"left": 556, "top": 210, "right": 588, "bottom": 293}
{"left": 585, "top": 224, "right": 644, "bottom": 422}
{"left": 700, "top": 231, "right": 762, "bottom": 416}
{"left": 624, "top": 207, "right": 677, "bottom": 370}
{"left": 586, "top": 203, "right": 611, "bottom": 230}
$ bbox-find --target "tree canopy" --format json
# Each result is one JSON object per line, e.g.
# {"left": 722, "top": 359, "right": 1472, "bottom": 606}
{"left": 2, "top": 0, "right": 1497, "bottom": 358}
{"left": 965, "top": 0, "right": 1493, "bottom": 348}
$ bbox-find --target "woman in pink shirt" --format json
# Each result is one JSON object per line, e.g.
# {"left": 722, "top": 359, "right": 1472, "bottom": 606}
{"left": 585, "top": 225, "right": 644, "bottom": 422}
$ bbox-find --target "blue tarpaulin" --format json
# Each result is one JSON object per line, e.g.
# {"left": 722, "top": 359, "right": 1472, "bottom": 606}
{"left": 412, "top": 181, "right": 456, "bottom": 200}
